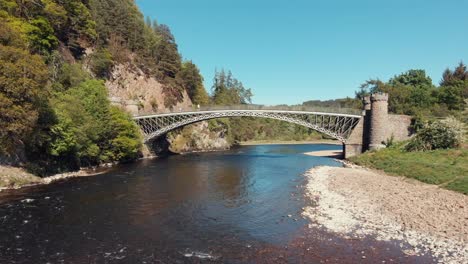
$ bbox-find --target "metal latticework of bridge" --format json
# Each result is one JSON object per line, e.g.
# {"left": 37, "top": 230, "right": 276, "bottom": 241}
{"left": 133, "top": 108, "right": 363, "bottom": 143}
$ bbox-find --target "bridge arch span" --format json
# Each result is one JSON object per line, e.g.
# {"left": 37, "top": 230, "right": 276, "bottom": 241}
{"left": 134, "top": 110, "right": 362, "bottom": 143}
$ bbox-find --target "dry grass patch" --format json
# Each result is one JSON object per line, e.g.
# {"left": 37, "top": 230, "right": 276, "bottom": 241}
{"left": 0, "top": 166, "right": 43, "bottom": 188}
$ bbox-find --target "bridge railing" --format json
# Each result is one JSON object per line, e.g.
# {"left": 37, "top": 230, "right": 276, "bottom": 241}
{"left": 137, "top": 104, "right": 362, "bottom": 116}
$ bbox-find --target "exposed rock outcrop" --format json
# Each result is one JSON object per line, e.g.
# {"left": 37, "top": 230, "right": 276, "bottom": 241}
{"left": 167, "top": 122, "right": 231, "bottom": 153}
{"left": 106, "top": 63, "right": 192, "bottom": 115}
{"left": 104, "top": 63, "right": 230, "bottom": 154}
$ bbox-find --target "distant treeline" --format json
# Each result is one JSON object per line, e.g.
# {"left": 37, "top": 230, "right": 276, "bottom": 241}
{"left": 302, "top": 98, "right": 361, "bottom": 110}
{"left": 356, "top": 66, "right": 467, "bottom": 120}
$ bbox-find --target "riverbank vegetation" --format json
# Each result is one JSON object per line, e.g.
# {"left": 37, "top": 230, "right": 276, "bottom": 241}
{"left": 0, "top": 0, "right": 206, "bottom": 175}
{"left": 350, "top": 145, "right": 468, "bottom": 194}
{"left": 351, "top": 113, "right": 467, "bottom": 194}
{"left": 350, "top": 65, "right": 468, "bottom": 194}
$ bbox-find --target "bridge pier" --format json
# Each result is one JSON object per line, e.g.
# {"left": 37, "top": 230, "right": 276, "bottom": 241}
{"left": 343, "top": 116, "right": 366, "bottom": 159}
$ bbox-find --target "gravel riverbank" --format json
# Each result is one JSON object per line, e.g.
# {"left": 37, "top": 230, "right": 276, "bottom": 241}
{"left": 303, "top": 166, "right": 468, "bottom": 263}
{"left": 0, "top": 165, "right": 107, "bottom": 192}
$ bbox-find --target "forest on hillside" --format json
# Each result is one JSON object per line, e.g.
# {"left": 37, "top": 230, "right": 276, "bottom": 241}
{"left": 0, "top": 0, "right": 210, "bottom": 175}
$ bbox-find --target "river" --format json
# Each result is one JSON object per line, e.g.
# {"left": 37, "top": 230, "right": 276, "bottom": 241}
{"left": 0, "top": 144, "right": 432, "bottom": 263}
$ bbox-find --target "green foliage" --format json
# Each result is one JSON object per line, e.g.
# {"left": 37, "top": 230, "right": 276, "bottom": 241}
{"left": 42, "top": 0, "right": 68, "bottom": 32}
{"left": 88, "top": 0, "right": 191, "bottom": 107}
{"left": 436, "top": 85, "right": 465, "bottom": 111}
{"left": 172, "top": 69, "right": 324, "bottom": 144}
{"left": 0, "top": 18, "right": 27, "bottom": 48}
{"left": 27, "top": 17, "right": 58, "bottom": 55}
{"left": 180, "top": 61, "right": 209, "bottom": 105}
{"left": 55, "top": 63, "right": 91, "bottom": 91}
{"left": 0, "top": 27, "right": 49, "bottom": 154}
{"left": 104, "top": 106, "right": 142, "bottom": 162}
{"left": 28, "top": 76, "right": 141, "bottom": 174}
{"left": 1, "top": 0, "right": 96, "bottom": 57}
{"left": 388, "top": 69, "right": 434, "bottom": 88}
{"left": 89, "top": 48, "right": 113, "bottom": 78}
{"left": 154, "top": 24, "right": 181, "bottom": 78}
{"left": 1, "top": 0, "right": 204, "bottom": 174}
{"left": 212, "top": 70, "right": 253, "bottom": 105}
{"left": 303, "top": 97, "right": 361, "bottom": 110}
{"left": 350, "top": 145, "right": 468, "bottom": 194}
{"left": 229, "top": 117, "right": 322, "bottom": 143}
{"left": 61, "top": 0, "right": 97, "bottom": 56}
{"left": 359, "top": 70, "right": 436, "bottom": 115}
{"left": 437, "top": 62, "right": 468, "bottom": 111}
{"left": 0, "top": 0, "right": 17, "bottom": 14}
{"left": 357, "top": 64, "right": 468, "bottom": 117}
{"left": 405, "top": 119, "right": 463, "bottom": 152}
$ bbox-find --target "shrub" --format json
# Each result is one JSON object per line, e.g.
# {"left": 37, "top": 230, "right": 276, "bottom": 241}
{"left": 383, "top": 134, "right": 395, "bottom": 147}
{"left": 406, "top": 117, "right": 464, "bottom": 151}
{"left": 90, "top": 48, "right": 113, "bottom": 79}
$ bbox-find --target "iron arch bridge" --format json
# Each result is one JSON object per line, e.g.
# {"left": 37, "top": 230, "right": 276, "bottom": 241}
{"left": 133, "top": 108, "right": 363, "bottom": 143}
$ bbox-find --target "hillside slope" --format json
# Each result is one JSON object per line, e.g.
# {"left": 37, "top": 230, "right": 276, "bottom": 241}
{"left": 0, "top": 0, "right": 214, "bottom": 174}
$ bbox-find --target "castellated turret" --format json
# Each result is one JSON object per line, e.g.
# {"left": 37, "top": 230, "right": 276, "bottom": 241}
{"left": 368, "top": 93, "right": 389, "bottom": 150}
{"left": 363, "top": 96, "right": 371, "bottom": 111}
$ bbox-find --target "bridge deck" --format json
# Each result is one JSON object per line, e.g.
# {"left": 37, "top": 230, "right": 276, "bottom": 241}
{"left": 133, "top": 107, "right": 363, "bottom": 143}
{"left": 134, "top": 109, "right": 362, "bottom": 119}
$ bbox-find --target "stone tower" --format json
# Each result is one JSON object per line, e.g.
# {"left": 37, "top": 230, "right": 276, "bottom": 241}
{"left": 368, "top": 93, "right": 389, "bottom": 150}
{"left": 363, "top": 96, "right": 371, "bottom": 111}
{"left": 362, "top": 96, "right": 372, "bottom": 151}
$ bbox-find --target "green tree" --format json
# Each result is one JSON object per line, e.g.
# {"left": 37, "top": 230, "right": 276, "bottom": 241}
{"left": 155, "top": 24, "right": 181, "bottom": 78}
{"left": 358, "top": 70, "right": 436, "bottom": 115}
{"left": 438, "top": 62, "right": 468, "bottom": 111}
{"left": 0, "top": 25, "right": 48, "bottom": 154}
{"left": 55, "top": 63, "right": 91, "bottom": 91}
{"left": 27, "top": 17, "right": 59, "bottom": 55}
{"left": 42, "top": 0, "right": 68, "bottom": 33}
{"left": 388, "top": 69, "right": 434, "bottom": 88}
{"left": 103, "top": 106, "right": 142, "bottom": 162}
{"left": 212, "top": 70, "right": 252, "bottom": 105}
{"left": 89, "top": 48, "right": 113, "bottom": 79}
{"left": 32, "top": 77, "right": 142, "bottom": 173}
{"left": 180, "top": 61, "right": 209, "bottom": 105}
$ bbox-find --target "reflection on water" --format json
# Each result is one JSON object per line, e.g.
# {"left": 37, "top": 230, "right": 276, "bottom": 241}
{"left": 0, "top": 144, "right": 432, "bottom": 263}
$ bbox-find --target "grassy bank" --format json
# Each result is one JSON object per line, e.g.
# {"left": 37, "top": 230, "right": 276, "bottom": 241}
{"left": 0, "top": 166, "right": 43, "bottom": 189}
{"left": 349, "top": 145, "right": 468, "bottom": 194}
{"left": 0, "top": 165, "right": 107, "bottom": 191}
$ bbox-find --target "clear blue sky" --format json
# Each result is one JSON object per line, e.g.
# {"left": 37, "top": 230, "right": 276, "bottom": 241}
{"left": 136, "top": 0, "right": 467, "bottom": 105}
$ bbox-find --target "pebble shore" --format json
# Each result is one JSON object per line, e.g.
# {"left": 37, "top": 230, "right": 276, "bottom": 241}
{"left": 302, "top": 166, "right": 468, "bottom": 264}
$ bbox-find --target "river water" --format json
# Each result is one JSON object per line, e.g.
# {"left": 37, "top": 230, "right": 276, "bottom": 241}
{"left": 0, "top": 144, "right": 433, "bottom": 263}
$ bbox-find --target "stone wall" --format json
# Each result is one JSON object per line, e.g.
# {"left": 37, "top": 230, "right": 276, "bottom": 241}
{"left": 386, "top": 114, "right": 413, "bottom": 141}
{"left": 344, "top": 117, "right": 365, "bottom": 159}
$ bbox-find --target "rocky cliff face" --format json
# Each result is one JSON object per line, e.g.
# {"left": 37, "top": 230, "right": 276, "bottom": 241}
{"left": 104, "top": 63, "right": 230, "bottom": 154}
{"left": 166, "top": 122, "right": 231, "bottom": 153}
{"left": 106, "top": 63, "right": 193, "bottom": 114}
